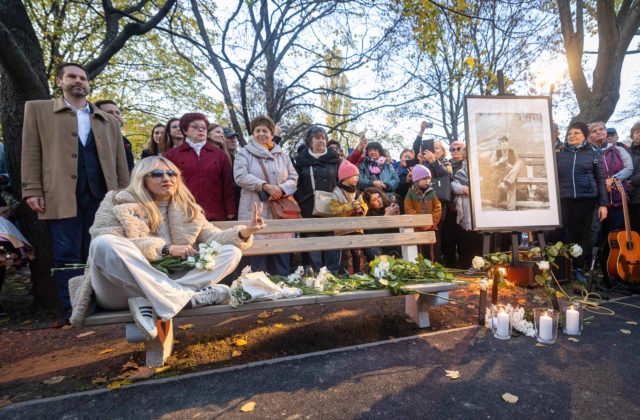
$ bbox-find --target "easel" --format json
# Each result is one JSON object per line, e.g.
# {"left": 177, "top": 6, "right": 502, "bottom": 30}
{"left": 476, "top": 71, "right": 558, "bottom": 326}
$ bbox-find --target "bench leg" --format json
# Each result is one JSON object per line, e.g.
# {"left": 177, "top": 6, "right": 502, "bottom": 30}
{"left": 405, "top": 292, "right": 449, "bottom": 328}
{"left": 125, "top": 319, "right": 174, "bottom": 367}
{"left": 400, "top": 228, "right": 419, "bottom": 262}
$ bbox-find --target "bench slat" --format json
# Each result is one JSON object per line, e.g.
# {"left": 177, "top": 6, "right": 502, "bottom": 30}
{"left": 83, "top": 281, "right": 468, "bottom": 326}
{"left": 242, "top": 231, "right": 435, "bottom": 256}
{"left": 214, "top": 214, "right": 433, "bottom": 234}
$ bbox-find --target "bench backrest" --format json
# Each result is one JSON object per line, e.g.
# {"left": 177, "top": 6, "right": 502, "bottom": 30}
{"left": 215, "top": 214, "right": 434, "bottom": 257}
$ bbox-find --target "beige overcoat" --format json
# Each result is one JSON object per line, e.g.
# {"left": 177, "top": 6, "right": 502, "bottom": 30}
{"left": 21, "top": 97, "right": 130, "bottom": 219}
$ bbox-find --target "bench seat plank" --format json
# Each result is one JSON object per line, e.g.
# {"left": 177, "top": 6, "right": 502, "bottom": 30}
{"left": 214, "top": 214, "right": 433, "bottom": 234}
{"left": 84, "top": 281, "right": 467, "bottom": 326}
{"left": 243, "top": 231, "right": 435, "bottom": 256}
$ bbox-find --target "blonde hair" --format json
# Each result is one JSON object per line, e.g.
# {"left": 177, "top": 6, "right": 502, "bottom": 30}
{"left": 126, "top": 156, "right": 203, "bottom": 232}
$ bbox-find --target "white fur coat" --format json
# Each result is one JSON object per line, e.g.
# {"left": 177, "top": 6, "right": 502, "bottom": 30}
{"left": 69, "top": 190, "right": 253, "bottom": 325}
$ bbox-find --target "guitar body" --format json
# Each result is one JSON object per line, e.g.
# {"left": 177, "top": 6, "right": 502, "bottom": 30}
{"left": 607, "top": 230, "right": 640, "bottom": 283}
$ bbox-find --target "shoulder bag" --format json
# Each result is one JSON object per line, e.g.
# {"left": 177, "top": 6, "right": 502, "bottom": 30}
{"left": 257, "top": 158, "right": 301, "bottom": 219}
{"left": 309, "top": 166, "right": 333, "bottom": 217}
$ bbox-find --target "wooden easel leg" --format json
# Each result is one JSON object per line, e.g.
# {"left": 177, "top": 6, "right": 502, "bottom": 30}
{"left": 478, "top": 288, "right": 487, "bottom": 326}
{"left": 405, "top": 292, "right": 449, "bottom": 328}
{"left": 125, "top": 319, "right": 174, "bottom": 367}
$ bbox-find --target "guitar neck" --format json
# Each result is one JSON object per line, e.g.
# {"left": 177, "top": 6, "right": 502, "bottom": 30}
{"left": 614, "top": 178, "right": 632, "bottom": 243}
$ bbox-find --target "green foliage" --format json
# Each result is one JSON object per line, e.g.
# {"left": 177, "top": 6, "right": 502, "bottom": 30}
{"left": 320, "top": 46, "right": 354, "bottom": 145}
{"left": 24, "top": 0, "right": 224, "bottom": 157}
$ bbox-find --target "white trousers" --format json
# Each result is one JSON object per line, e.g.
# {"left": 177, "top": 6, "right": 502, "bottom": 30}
{"left": 89, "top": 234, "right": 242, "bottom": 320}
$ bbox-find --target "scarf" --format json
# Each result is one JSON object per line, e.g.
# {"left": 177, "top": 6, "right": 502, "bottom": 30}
{"left": 367, "top": 157, "right": 386, "bottom": 175}
{"left": 339, "top": 182, "right": 357, "bottom": 193}
{"left": 260, "top": 141, "right": 275, "bottom": 151}
{"left": 308, "top": 149, "right": 327, "bottom": 159}
{"left": 186, "top": 138, "right": 206, "bottom": 156}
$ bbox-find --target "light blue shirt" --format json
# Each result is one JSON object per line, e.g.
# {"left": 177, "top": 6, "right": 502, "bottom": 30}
{"left": 64, "top": 98, "right": 91, "bottom": 146}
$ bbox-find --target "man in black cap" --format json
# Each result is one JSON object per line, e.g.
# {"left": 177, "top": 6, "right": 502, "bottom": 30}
{"left": 606, "top": 127, "right": 627, "bottom": 149}
{"left": 223, "top": 127, "right": 239, "bottom": 160}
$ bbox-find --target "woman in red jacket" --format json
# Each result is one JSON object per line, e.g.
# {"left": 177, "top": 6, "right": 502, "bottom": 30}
{"left": 165, "top": 113, "right": 237, "bottom": 221}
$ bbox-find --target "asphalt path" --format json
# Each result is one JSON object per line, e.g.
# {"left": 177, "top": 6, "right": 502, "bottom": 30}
{"left": 3, "top": 296, "right": 640, "bottom": 419}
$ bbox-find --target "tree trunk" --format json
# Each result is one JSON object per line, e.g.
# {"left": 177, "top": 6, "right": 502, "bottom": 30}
{"left": 0, "top": 0, "right": 58, "bottom": 309}
{"left": 558, "top": 0, "right": 640, "bottom": 123}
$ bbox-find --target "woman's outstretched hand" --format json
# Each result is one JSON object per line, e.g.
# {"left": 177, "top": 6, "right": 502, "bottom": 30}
{"left": 240, "top": 203, "right": 266, "bottom": 239}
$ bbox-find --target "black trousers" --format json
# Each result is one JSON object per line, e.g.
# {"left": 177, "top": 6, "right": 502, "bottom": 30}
{"left": 549, "top": 198, "right": 597, "bottom": 268}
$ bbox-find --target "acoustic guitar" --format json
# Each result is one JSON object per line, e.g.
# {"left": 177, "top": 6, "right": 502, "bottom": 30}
{"left": 607, "top": 178, "right": 640, "bottom": 283}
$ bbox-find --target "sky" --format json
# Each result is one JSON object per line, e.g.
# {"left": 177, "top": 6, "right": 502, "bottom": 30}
{"left": 208, "top": 1, "right": 640, "bottom": 158}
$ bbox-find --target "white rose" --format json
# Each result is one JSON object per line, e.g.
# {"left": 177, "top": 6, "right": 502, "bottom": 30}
{"left": 208, "top": 242, "right": 222, "bottom": 254}
{"left": 195, "top": 262, "right": 204, "bottom": 270}
{"left": 472, "top": 256, "right": 486, "bottom": 270}
{"left": 199, "top": 243, "right": 207, "bottom": 250}
{"left": 569, "top": 244, "right": 583, "bottom": 258}
{"left": 479, "top": 278, "right": 488, "bottom": 291}
{"left": 187, "top": 256, "right": 196, "bottom": 264}
{"left": 537, "top": 261, "right": 550, "bottom": 271}
{"left": 203, "top": 254, "right": 214, "bottom": 262}
{"left": 205, "top": 262, "right": 215, "bottom": 271}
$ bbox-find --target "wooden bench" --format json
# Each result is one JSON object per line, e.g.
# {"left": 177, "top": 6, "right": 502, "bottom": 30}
{"left": 83, "top": 214, "right": 468, "bottom": 366}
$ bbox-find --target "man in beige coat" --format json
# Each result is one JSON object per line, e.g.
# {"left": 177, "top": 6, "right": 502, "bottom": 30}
{"left": 21, "top": 62, "right": 130, "bottom": 315}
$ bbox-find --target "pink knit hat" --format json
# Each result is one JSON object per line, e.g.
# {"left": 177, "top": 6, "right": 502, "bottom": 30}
{"left": 412, "top": 164, "right": 431, "bottom": 182}
{"left": 338, "top": 160, "right": 360, "bottom": 181}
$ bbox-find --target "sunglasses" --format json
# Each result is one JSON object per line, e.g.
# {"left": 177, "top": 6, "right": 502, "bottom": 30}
{"left": 146, "top": 169, "right": 178, "bottom": 179}
{"left": 450, "top": 147, "right": 462, "bottom": 152}
{"left": 188, "top": 124, "right": 208, "bottom": 131}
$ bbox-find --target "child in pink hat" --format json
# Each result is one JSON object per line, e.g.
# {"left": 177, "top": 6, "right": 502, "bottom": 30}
{"left": 330, "top": 160, "right": 368, "bottom": 274}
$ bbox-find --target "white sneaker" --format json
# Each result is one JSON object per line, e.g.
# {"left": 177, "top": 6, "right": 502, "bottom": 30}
{"left": 128, "top": 297, "right": 158, "bottom": 340}
{"left": 190, "top": 285, "right": 231, "bottom": 308}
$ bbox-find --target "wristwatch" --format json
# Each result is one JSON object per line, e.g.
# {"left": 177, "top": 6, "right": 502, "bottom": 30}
{"left": 161, "top": 244, "right": 170, "bottom": 257}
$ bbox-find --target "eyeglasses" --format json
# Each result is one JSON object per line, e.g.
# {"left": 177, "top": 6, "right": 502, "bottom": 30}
{"left": 145, "top": 169, "right": 178, "bottom": 179}
{"left": 188, "top": 124, "right": 208, "bottom": 131}
{"left": 450, "top": 147, "right": 462, "bottom": 152}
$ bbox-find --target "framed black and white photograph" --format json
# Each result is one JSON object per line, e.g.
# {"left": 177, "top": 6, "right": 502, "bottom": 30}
{"left": 464, "top": 96, "right": 561, "bottom": 231}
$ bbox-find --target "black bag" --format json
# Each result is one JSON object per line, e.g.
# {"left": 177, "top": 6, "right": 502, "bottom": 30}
{"left": 432, "top": 175, "right": 452, "bottom": 202}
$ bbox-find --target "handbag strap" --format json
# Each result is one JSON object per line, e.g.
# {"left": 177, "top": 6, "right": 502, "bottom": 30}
{"left": 309, "top": 166, "right": 317, "bottom": 192}
{"left": 257, "top": 158, "right": 272, "bottom": 185}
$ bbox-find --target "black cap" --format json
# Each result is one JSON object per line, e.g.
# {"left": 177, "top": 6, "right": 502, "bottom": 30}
{"left": 223, "top": 127, "right": 237, "bottom": 138}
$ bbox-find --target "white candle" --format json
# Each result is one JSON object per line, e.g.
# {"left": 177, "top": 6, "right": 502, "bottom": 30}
{"left": 565, "top": 307, "right": 580, "bottom": 335}
{"left": 539, "top": 313, "right": 553, "bottom": 341}
{"left": 497, "top": 311, "right": 510, "bottom": 337}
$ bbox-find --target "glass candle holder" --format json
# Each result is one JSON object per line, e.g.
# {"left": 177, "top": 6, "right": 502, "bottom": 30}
{"left": 490, "top": 304, "right": 512, "bottom": 340}
{"left": 534, "top": 307, "right": 559, "bottom": 344}
{"left": 562, "top": 301, "right": 583, "bottom": 336}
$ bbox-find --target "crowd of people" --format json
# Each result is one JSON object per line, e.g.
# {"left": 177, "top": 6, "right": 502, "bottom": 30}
{"left": 2, "top": 62, "right": 640, "bottom": 336}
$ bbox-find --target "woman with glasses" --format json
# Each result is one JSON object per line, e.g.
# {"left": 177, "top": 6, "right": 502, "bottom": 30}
{"left": 162, "top": 118, "right": 185, "bottom": 151}
{"left": 69, "top": 156, "right": 265, "bottom": 340}
{"left": 165, "top": 113, "right": 236, "bottom": 222}
{"left": 293, "top": 125, "right": 341, "bottom": 273}
{"left": 141, "top": 124, "right": 165, "bottom": 159}
{"left": 234, "top": 115, "right": 298, "bottom": 276}
{"left": 550, "top": 121, "right": 608, "bottom": 281}
{"left": 442, "top": 140, "right": 466, "bottom": 268}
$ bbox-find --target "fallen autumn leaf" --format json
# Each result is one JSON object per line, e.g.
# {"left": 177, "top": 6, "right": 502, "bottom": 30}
{"left": 289, "top": 314, "right": 303, "bottom": 322}
{"left": 240, "top": 402, "right": 256, "bottom": 412}
{"left": 502, "top": 393, "right": 519, "bottom": 403}
{"left": 177, "top": 324, "right": 194, "bottom": 330}
{"left": 42, "top": 376, "right": 65, "bottom": 385}
{"left": 445, "top": 370, "right": 460, "bottom": 380}
{"left": 620, "top": 329, "right": 632, "bottom": 335}
{"left": 76, "top": 331, "right": 95, "bottom": 338}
